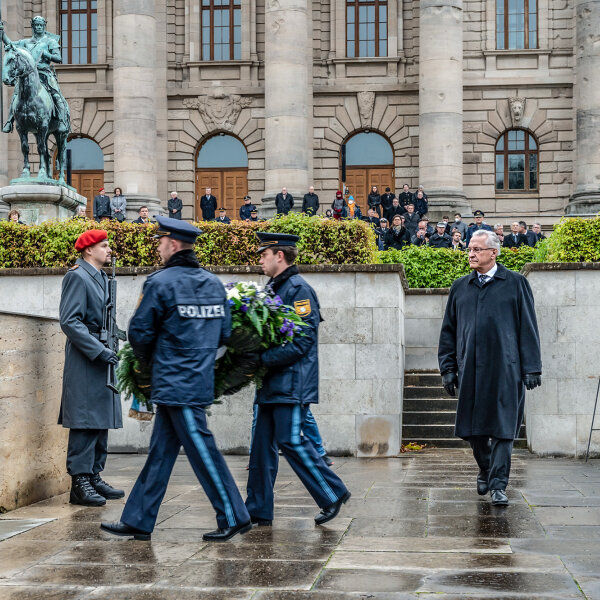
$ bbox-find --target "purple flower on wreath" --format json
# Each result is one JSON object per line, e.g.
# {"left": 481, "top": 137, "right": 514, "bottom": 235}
{"left": 225, "top": 282, "right": 236, "bottom": 290}
{"left": 228, "top": 299, "right": 235, "bottom": 306}
{"left": 273, "top": 295, "right": 283, "bottom": 306}
{"left": 240, "top": 305, "right": 249, "bottom": 313}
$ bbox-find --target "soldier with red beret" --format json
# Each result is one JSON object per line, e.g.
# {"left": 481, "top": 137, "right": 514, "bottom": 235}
{"left": 59, "top": 230, "right": 124, "bottom": 506}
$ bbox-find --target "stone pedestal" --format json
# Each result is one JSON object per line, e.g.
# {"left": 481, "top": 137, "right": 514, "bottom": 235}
{"left": 418, "top": 0, "right": 469, "bottom": 217}
{"left": 0, "top": 184, "right": 87, "bottom": 224}
{"left": 567, "top": 0, "right": 600, "bottom": 215}
{"left": 112, "top": 0, "right": 161, "bottom": 217}
{"left": 262, "top": 0, "right": 312, "bottom": 217}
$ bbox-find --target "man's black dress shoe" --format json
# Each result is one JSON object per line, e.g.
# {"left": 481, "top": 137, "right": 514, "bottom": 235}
{"left": 90, "top": 475, "right": 125, "bottom": 499}
{"left": 314, "top": 491, "right": 351, "bottom": 525}
{"left": 477, "top": 470, "right": 489, "bottom": 496}
{"left": 100, "top": 521, "right": 151, "bottom": 540}
{"left": 203, "top": 521, "right": 252, "bottom": 541}
{"left": 322, "top": 455, "right": 334, "bottom": 467}
{"left": 491, "top": 489, "right": 509, "bottom": 506}
{"left": 250, "top": 516, "right": 272, "bottom": 526}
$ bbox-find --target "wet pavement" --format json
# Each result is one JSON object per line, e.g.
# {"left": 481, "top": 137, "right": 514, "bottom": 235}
{"left": 1, "top": 449, "right": 599, "bottom": 598}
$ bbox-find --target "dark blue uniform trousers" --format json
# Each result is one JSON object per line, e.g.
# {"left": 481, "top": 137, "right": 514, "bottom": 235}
{"left": 66, "top": 429, "right": 108, "bottom": 476}
{"left": 246, "top": 403, "right": 348, "bottom": 521}
{"left": 121, "top": 404, "right": 250, "bottom": 533}
{"left": 469, "top": 436, "right": 514, "bottom": 491}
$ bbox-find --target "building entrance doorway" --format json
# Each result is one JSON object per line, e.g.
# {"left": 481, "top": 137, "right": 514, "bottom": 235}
{"left": 195, "top": 135, "right": 248, "bottom": 219}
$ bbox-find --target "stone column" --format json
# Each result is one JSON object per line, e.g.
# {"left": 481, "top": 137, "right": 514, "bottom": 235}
{"left": 418, "top": 0, "right": 469, "bottom": 219}
{"left": 113, "top": 0, "right": 161, "bottom": 218}
{"left": 567, "top": 0, "right": 600, "bottom": 215}
{"left": 262, "top": 0, "right": 312, "bottom": 216}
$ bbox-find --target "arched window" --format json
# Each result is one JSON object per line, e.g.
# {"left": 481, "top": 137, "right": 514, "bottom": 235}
{"left": 196, "top": 135, "right": 248, "bottom": 168}
{"left": 346, "top": 132, "right": 393, "bottom": 166}
{"left": 68, "top": 137, "right": 104, "bottom": 170}
{"left": 201, "top": 0, "right": 242, "bottom": 61}
{"left": 346, "top": 0, "right": 388, "bottom": 58}
{"left": 495, "top": 130, "right": 538, "bottom": 191}
{"left": 60, "top": 0, "right": 98, "bottom": 64}
{"left": 496, "top": 0, "right": 537, "bottom": 50}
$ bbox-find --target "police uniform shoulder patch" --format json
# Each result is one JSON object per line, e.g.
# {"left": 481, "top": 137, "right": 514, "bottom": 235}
{"left": 69, "top": 264, "right": 80, "bottom": 271}
{"left": 294, "top": 299, "right": 311, "bottom": 317}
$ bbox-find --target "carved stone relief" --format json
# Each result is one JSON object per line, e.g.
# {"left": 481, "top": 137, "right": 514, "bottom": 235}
{"left": 183, "top": 92, "right": 252, "bottom": 131}
{"left": 69, "top": 98, "right": 84, "bottom": 134}
{"left": 357, "top": 91, "right": 375, "bottom": 128}
{"left": 508, "top": 97, "right": 526, "bottom": 127}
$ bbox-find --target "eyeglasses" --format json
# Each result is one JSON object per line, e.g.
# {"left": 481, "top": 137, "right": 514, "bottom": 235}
{"left": 468, "top": 247, "right": 494, "bottom": 254}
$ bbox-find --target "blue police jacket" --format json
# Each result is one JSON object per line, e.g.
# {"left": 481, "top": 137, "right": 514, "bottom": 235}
{"left": 128, "top": 250, "right": 231, "bottom": 407}
{"left": 465, "top": 222, "right": 493, "bottom": 245}
{"left": 258, "top": 266, "right": 321, "bottom": 405}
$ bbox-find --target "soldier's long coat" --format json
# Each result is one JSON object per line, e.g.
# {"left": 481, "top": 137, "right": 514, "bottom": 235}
{"left": 438, "top": 264, "right": 541, "bottom": 440}
{"left": 58, "top": 258, "right": 122, "bottom": 429}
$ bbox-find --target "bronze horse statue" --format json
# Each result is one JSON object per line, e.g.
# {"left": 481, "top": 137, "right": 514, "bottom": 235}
{"left": 2, "top": 46, "right": 70, "bottom": 184}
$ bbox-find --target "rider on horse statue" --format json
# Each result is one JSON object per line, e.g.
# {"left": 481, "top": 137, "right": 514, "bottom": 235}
{"left": 1, "top": 16, "right": 70, "bottom": 134}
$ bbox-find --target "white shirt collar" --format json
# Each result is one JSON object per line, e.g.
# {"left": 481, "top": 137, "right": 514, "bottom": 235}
{"left": 481, "top": 264, "right": 498, "bottom": 279}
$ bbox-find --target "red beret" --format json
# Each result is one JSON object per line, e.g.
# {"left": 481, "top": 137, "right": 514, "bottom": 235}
{"left": 75, "top": 230, "right": 108, "bottom": 252}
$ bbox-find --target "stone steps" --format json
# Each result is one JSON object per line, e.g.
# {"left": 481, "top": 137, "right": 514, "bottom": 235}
{"left": 402, "top": 371, "right": 527, "bottom": 449}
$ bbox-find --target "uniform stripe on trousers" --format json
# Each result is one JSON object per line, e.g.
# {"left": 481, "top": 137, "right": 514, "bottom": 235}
{"left": 291, "top": 405, "right": 337, "bottom": 504}
{"left": 182, "top": 407, "right": 236, "bottom": 527}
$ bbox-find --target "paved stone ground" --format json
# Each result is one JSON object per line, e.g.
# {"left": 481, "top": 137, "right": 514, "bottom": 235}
{"left": 1, "top": 449, "right": 600, "bottom": 599}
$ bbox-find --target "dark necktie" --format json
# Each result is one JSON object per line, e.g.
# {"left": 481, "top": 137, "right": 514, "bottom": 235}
{"left": 479, "top": 273, "right": 489, "bottom": 285}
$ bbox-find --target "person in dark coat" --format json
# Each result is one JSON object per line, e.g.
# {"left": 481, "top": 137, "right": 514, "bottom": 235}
{"left": 200, "top": 187, "right": 218, "bottom": 221}
{"left": 246, "top": 232, "right": 350, "bottom": 526}
{"left": 414, "top": 190, "right": 429, "bottom": 217}
{"left": 465, "top": 210, "right": 493, "bottom": 244}
{"left": 275, "top": 187, "right": 294, "bottom": 215}
{"left": 215, "top": 207, "right": 231, "bottom": 224}
{"left": 403, "top": 203, "right": 421, "bottom": 238}
{"left": 249, "top": 208, "right": 259, "bottom": 222}
{"left": 168, "top": 191, "right": 183, "bottom": 220}
{"left": 438, "top": 229, "right": 542, "bottom": 506}
{"left": 450, "top": 229, "right": 466, "bottom": 251}
{"left": 302, "top": 186, "right": 320, "bottom": 215}
{"left": 503, "top": 222, "right": 529, "bottom": 248}
{"left": 59, "top": 230, "right": 124, "bottom": 507}
{"left": 531, "top": 223, "right": 546, "bottom": 243}
{"left": 380, "top": 187, "right": 395, "bottom": 217}
{"left": 399, "top": 183, "right": 413, "bottom": 209}
{"left": 411, "top": 221, "right": 430, "bottom": 246}
{"left": 101, "top": 217, "right": 251, "bottom": 542}
{"left": 385, "top": 197, "right": 405, "bottom": 223}
{"left": 429, "top": 222, "right": 452, "bottom": 248}
{"left": 239, "top": 195, "right": 256, "bottom": 221}
{"left": 519, "top": 221, "right": 538, "bottom": 247}
{"left": 364, "top": 208, "right": 381, "bottom": 228}
{"left": 367, "top": 185, "right": 382, "bottom": 217}
{"left": 385, "top": 215, "right": 411, "bottom": 250}
{"left": 93, "top": 188, "right": 111, "bottom": 221}
{"left": 375, "top": 218, "right": 390, "bottom": 250}
{"left": 132, "top": 206, "right": 153, "bottom": 224}
{"left": 452, "top": 213, "right": 468, "bottom": 240}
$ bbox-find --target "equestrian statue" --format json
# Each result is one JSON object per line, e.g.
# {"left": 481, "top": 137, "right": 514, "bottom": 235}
{"left": 1, "top": 16, "right": 71, "bottom": 184}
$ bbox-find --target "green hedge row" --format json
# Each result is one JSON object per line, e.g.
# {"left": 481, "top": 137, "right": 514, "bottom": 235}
{"left": 0, "top": 213, "right": 377, "bottom": 268}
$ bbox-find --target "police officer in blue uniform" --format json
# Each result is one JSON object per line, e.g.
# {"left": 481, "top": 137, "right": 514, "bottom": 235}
{"left": 246, "top": 232, "right": 350, "bottom": 526}
{"left": 101, "top": 216, "right": 251, "bottom": 541}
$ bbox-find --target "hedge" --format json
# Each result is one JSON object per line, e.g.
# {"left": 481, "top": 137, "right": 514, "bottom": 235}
{"left": 544, "top": 216, "right": 600, "bottom": 262}
{"left": 0, "top": 213, "right": 377, "bottom": 268}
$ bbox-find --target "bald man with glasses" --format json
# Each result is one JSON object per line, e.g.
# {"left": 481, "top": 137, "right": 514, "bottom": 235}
{"left": 438, "top": 230, "right": 542, "bottom": 506}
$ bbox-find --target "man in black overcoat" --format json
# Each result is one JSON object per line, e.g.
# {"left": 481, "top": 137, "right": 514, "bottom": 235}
{"left": 168, "top": 191, "right": 183, "bottom": 220}
{"left": 302, "top": 186, "right": 320, "bottom": 215}
{"left": 200, "top": 187, "right": 218, "bottom": 221}
{"left": 503, "top": 222, "right": 529, "bottom": 248}
{"left": 438, "top": 229, "right": 542, "bottom": 506}
{"left": 93, "top": 188, "right": 111, "bottom": 221}
{"left": 275, "top": 187, "right": 294, "bottom": 215}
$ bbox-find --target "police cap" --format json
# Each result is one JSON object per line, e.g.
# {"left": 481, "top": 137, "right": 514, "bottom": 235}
{"left": 256, "top": 232, "right": 299, "bottom": 254}
{"left": 473, "top": 209, "right": 485, "bottom": 217}
{"left": 153, "top": 215, "right": 202, "bottom": 243}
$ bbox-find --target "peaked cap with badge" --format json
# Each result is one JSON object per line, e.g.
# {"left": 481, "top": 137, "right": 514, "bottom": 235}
{"left": 256, "top": 232, "right": 299, "bottom": 254}
{"left": 153, "top": 215, "right": 202, "bottom": 243}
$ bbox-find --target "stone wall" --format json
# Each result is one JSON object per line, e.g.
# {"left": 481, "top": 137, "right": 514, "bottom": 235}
{"left": 0, "top": 266, "right": 406, "bottom": 457}
{"left": 0, "top": 312, "right": 70, "bottom": 512}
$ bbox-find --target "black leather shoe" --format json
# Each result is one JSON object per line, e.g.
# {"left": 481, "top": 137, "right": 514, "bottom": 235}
{"left": 90, "top": 475, "right": 125, "bottom": 500}
{"left": 491, "top": 489, "right": 509, "bottom": 506}
{"left": 203, "top": 521, "right": 252, "bottom": 542}
{"left": 70, "top": 475, "right": 106, "bottom": 507}
{"left": 322, "top": 455, "right": 334, "bottom": 467}
{"left": 477, "top": 470, "right": 489, "bottom": 496}
{"left": 100, "top": 521, "right": 151, "bottom": 540}
{"left": 314, "top": 491, "right": 351, "bottom": 525}
{"left": 250, "top": 516, "right": 272, "bottom": 526}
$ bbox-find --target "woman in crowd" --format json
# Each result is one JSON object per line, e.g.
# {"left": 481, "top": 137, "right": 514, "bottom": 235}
{"left": 331, "top": 190, "right": 347, "bottom": 220}
{"left": 367, "top": 185, "right": 382, "bottom": 217}
{"left": 7, "top": 209, "right": 25, "bottom": 224}
{"left": 346, "top": 196, "right": 362, "bottom": 220}
{"left": 111, "top": 187, "right": 127, "bottom": 222}
{"left": 385, "top": 214, "right": 411, "bottom": 250}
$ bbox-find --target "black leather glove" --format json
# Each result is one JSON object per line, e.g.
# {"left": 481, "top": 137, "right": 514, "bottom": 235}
{"left": 523, "top": 373, "right": 542, "bottom": 390}
{"left": 442, "top": 372, "right": 458, "bottom": 397}
{"left": 99, "top": 348, "right": 118, "bottom": 365}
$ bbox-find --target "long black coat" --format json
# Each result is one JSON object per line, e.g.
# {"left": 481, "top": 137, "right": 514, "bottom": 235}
{"left": 438, "top": 264, "right": 541, "bottom": 440}
{"left": 275, "top": 193, "right": 294, "bottom": 215}
{"left": 59, "top": 259, "right": 123, "bottom": 430}
{"left": 200, "top": 195, "right": 217, "bottom": 221}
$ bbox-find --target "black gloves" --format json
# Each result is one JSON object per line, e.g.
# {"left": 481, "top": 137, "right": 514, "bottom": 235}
{"left": 442, "top": 372, "right": 458, "bottom": 397}
{"left": 523, "top": 373, "right": 542, "bottom": 390}
{"left": 99, "top": 348, "right": 118, "bottom": 365}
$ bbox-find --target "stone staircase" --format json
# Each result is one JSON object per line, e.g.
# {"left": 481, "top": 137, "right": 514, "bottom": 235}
{"left": 402, "top": 371, "right": 527, "bottom": 449}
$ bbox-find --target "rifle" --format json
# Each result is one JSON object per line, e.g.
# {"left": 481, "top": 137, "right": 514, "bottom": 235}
{"left": 101, "top": 257, "right": 126, "bottom": 393}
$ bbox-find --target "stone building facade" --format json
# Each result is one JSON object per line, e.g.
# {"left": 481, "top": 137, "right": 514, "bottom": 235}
{"left": 0, "top": 0, "right": 598, "bottom": 224}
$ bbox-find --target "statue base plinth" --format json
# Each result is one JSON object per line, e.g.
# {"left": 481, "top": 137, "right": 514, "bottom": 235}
{"left": 0, "top": 183, "right": 87, "bottom": 224}
{"left": 565, "top": 191, "right": 600, "bottom": 217}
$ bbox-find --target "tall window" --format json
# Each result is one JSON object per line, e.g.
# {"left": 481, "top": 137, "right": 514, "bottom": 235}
{"left": 495, "top": 130, "right": 538, "bottom": 192}
{"left": 59, "top": 0, "right": 98, "bottom": 64}
{"left": 496, "top": 0, "right": 537, "bottom": 49}
{"left": 201, "top": 0, "right": 241, "bottom": 61}
{"left": 346, "top": 0, "right": 388, "bottom": 58}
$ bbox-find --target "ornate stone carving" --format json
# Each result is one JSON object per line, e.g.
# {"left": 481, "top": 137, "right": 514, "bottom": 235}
{"left": 69, "top": 98, "right": 84, "bottom": 134}
{"left": 183, "top": 92, "right": 252, "bottom": 132}
{"left": 357, "top": 91, "right": 375, "bottom": 127}
{"left": 508, "top": 97, "right": 526, "bottom": 126}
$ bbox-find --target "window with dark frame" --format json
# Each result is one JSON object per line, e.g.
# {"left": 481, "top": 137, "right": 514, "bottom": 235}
{"left": 496, "top": 0, "right": 537, "bottom": 50}
{"left": 495, "top": 130, "right": 538, "bottom": 192}
{"left": 346, "top": 0, "right": 388, "bottom": 58}
{"left": 201, "top": 0, "right": 241, "bottom": 61}
{"left": 59, "top": 0, "right": 98, "bottom": 65}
